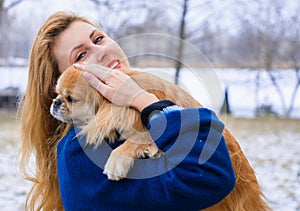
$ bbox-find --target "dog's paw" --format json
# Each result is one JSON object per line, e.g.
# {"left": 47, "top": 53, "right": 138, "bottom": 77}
{"left": 103, "top": 151, "right": 134, "bottom": 181}
{"left": 151, "top": 149, "right": 164, "bottom": 159}
{"left": 144, "top": 143, "right": 164, "bottom": 159}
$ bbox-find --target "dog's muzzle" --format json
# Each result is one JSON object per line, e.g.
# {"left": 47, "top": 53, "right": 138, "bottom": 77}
{"left": 50, "top": 98, "right": 69, "bottom": 123}
{"left": 52, "top": 98, "right": 63, "bottom": 109}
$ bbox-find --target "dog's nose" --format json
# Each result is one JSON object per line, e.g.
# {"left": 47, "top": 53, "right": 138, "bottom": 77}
{"left": 53, "top": 98, "right": 63, "bottom": 108}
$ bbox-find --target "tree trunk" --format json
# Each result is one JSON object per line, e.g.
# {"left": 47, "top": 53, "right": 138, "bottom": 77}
{"left": 287, "top": 68, "right": 300, "bottom": 117}
{"left": 221, "top": 86, "right": 231, "bottom": 114}
{"left": 175, "top": 0, "right": 188, "bottom": 84}
{"left": 255, "top": 70, "right": 261, "bottom": 116}
{"left": 266, "top": 69, "right": 287, "bottom": 116}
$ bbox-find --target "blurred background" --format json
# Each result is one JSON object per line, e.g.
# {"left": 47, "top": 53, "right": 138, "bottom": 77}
{"left": 0, "top": 0, "right": 299, "bottom": 210}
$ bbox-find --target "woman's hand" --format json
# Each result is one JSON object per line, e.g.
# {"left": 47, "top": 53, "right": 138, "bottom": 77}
{"left": 74, "top": 63, "right": 158, "bottom": 111}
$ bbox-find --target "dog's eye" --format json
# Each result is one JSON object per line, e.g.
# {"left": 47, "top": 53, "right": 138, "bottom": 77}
{"left": 66, "top": 95, "right": 78, "bottom": 103}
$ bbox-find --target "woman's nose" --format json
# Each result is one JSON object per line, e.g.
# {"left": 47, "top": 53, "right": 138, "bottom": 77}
{"left": 86, "top": 45, "right": 105, "bottom": 64}
{"left": 94, "top": 45, "right": 105, "bottom": 64}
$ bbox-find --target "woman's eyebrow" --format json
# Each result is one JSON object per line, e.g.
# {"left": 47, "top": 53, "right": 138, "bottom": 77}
{"left": 69, "top": 30, "right": 97, "bottom": 61}
{"left": 70, "top": 44, "right": 84, "bottom": 61}
{"left": 89, "top": 30, "right": 97, "bottom": 39}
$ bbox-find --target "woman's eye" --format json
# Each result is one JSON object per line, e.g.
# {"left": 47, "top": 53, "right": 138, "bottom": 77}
{"left": 94, "top": 35, "right": 104, "bottom": 44}
{"left": 75, "top": 52, "right": 86, "bottom": 62}
{"left": 66, "top": 95, "right": 78, "bottom": 103}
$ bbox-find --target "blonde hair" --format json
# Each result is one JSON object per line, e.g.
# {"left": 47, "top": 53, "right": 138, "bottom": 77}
{"left": 19, "top": 11, "right": 96, "bottom": 210}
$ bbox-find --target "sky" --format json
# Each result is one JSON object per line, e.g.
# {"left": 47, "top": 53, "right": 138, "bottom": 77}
{"left": 7, "top": 0, "right": 238, "bottom": 34}
{"left": 6, "top": 0, "right": 299, "bottom": 40}
{"left": 8, "top": 0, "right": 99, "bottom": 30}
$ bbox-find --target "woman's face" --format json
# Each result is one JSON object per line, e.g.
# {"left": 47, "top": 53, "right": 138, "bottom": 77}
{"left": 53, "top": 21, "right": 130, "bottom": 73}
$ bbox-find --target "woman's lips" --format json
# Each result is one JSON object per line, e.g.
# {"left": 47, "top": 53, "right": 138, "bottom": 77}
{"left": 107, "top": 59, "right": 121, "bottom": 69}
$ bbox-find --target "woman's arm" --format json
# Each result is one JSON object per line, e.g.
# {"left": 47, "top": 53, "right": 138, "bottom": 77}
{"left": 57, "top": 101, "right": 235, "bottom": 210}
{"left": 57, "top": 101, "right": 235, "bottom": 211}
{"left": 75, "top": 63, "right": 236, "bottom": 196}
{"left": 137, "top": 100, "right": 236, "bottom": 208}
{"left": 67, "top": 64, "right": 236, "bottom": 209}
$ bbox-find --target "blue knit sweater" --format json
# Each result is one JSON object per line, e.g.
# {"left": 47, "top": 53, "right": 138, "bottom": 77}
{"left": 57, "top": 100, "right": 235, "bottom": 211}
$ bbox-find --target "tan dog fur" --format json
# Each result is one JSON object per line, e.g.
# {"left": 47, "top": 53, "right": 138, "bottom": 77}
{"left": 51, "top": 66, "right": 270, "bottom": 210}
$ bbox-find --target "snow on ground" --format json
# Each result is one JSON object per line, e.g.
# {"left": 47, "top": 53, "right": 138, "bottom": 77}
{"left": 0, "top": 113, "right": 300, "bottom": 210}
{"left": 222, "top": 116, "right": 300, "bottom": 211}
{"left": 0, "top": 116, "right": 30, "bottom": 211}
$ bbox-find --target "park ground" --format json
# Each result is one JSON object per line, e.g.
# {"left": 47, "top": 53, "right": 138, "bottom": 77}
{"left": 0, "top": 110, "right": 299, "bottom": 211}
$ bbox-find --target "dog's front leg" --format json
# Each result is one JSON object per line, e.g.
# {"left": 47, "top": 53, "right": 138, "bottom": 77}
{"left": 103, "top": 141, "right": 135, "bottom": 181}
{"left": 103, "top": 140, "right": 162, "bottom": 181}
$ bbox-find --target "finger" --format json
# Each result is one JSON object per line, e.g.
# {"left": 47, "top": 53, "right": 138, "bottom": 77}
{"left": 83, "top": 71, "right": 109, "bottom": 94}
{"left": 75, "top": 63, "right": 112, "bottom": 81}
{"left": 73, "top": 63, "right": 86, "bottom": 71}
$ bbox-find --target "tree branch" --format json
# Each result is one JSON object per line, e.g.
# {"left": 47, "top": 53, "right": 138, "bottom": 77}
{"left": 4, "top": 0, "right": 23, "bottom": 12}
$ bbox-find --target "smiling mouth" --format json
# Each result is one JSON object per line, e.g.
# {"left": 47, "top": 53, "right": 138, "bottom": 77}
{"left": 107, "top": 60, "right": 121, "bottom": 69}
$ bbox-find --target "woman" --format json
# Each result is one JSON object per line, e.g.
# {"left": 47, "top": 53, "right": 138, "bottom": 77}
{"left": 20, "top": 11, "right": 235, "bottom": 210}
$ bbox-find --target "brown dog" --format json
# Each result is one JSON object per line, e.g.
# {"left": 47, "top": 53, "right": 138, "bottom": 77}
{"left": 50, "top": 66, "right": 270, "bottom": 210}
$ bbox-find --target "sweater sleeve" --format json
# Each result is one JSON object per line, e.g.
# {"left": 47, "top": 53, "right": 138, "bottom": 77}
{"left": 138, "top": 100, "right": 236, "bottom": 208}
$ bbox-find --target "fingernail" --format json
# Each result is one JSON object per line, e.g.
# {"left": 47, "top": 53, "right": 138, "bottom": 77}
{"left": 82, "top": 71, "right": 92, "bottom": 79}
{"left": 73, "top": 63, "right": 86, "bottom": 70}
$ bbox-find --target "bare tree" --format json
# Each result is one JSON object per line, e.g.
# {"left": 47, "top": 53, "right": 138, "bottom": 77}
{"left": 88, "top": 0, "right": 230, "bottom": 83}
{"left": 88, "top": 0, "right": 173, "bottom": 66}
{"left": 0, "top": 0, "right": 22, "bottom": 12}
{"left": 284, "top": 15, "right": 300, "bottom": 116}
{"left": 0, "top": 0, "right": 23, "bottom": 58}
{"left": 236, "top": 0, "right": 289, "bottom": 116}
{"left": 174, "top": 0, "right": 188, "bottom": 84}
